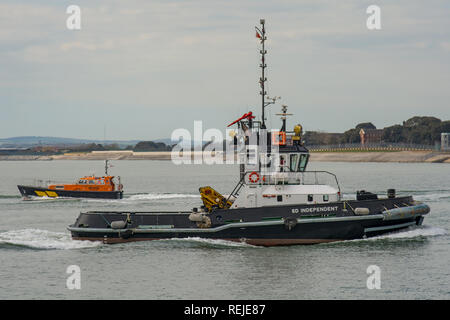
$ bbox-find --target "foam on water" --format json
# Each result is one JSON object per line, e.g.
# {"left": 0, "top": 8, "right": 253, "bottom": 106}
{"left": 412, "top": 192, "right": 450, "bottom": 202}
{"left": 0, "top": 192, "right": 200, "bottom": 204}
{"left": 13, "top": 190, "right": 446, "bottom": 203}
{"left": 172, "top": 227, "right": 447, "bottom": 248}
{"left": 330, "top": 225, "right": 448, "bottom": 245}
{"left": 369, "top": 225, "right": 447, "bottom": 240}
{"left": 0, "top": 229, "right": 102, "bottom": 250}
{"left": 127, "top": 193, "right": 200, "bottom": 201}
{"left": 82, "top": 193, "right": 201, "bottom": 204}
{"left": 165, "top": 237, "right": 259, "bottom": 248}
{"left": 17, "top": 195, "right": 57, "bottom": 202}
{"left": 20, "top": 196, "right": 81, "bottom": 203}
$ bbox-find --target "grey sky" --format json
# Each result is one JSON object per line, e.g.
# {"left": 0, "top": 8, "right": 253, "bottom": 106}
{"left": 0, "top": 0, "right": 449, "bottom": 140}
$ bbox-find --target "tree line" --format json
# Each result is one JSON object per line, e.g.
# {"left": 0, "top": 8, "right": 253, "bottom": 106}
{"left": 304, "top": 116, "right": 450, "bottom": 146}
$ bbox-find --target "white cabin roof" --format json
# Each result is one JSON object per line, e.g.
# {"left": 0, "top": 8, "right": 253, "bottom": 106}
{"left": 259, "top": 184, "right": 339, "bottom": 195}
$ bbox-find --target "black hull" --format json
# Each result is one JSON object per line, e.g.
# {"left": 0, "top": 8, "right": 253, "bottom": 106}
{"left": 68, "top": 196, "right": 429, "bottom": 246}
{"left": 70, "top": 217, "right": 423, "bottom": 245}
{"left": 18, "top": 185, "right": 123, "bottom": 200}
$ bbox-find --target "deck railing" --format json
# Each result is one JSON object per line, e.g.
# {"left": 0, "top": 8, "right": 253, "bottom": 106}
{"left": 226, "top": 170, "right": 341, "bottom": 203}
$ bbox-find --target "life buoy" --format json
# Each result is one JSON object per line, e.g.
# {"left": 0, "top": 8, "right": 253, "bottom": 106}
{"left": 248, "top": 171, "right": 260, "bottom": 183}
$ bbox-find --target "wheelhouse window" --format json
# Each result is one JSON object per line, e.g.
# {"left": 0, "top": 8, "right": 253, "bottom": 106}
{"left": 323, "top": 194, "right": 329, "bottom": 202}
{"left": 289, "top": 153, "right": 309, "bottom": 172}
{"left": 299, "top": 154, "right": 309, "bottom": 172}
{"left": 290, "top": 154, "right": 299, "bottom": 172}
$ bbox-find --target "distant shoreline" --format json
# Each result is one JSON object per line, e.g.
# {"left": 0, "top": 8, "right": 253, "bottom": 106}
{"left": 1, "top": 150, "right": 449, "bottom": 163}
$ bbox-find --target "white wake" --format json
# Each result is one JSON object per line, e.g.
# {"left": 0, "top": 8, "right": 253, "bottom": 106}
{"left": 0, "top": 229, "right": 102, "bottom": 250}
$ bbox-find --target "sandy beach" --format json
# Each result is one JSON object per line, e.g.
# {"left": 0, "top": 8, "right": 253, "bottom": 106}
{"left": 1, "top": 150, "right": 449, "bottom": 163}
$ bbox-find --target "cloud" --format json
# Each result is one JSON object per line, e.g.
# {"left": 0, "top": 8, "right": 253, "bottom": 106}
{"left": 0, "top": 0, "right": 449, "bottom": 140}
{"left": 440, "top": 41, "right": 450, "bottom": 52}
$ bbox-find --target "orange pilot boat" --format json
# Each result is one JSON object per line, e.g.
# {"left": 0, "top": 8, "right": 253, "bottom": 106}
{"left": 18, "top": 160, "right": 123, "bottom": 199}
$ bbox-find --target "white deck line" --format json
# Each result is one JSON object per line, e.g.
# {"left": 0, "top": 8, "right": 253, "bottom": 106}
{"left": 68, "top": 214, "right": 384, "bottom": 234}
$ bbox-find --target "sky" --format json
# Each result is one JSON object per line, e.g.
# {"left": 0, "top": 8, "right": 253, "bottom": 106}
{"left": 0, "top": 0, "right": 449, "bottom": 141}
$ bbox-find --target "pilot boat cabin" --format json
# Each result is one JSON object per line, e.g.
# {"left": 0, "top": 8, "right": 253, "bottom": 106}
{"left": 17, "top": 160, "right": 123, "bottom": 199}
{"left": 48, "top": 175, "right": 119, "bottom": 193}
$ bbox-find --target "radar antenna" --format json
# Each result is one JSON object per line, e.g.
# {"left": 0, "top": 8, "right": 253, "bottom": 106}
{"left": 276, "top": 105, "right": 293, "bottom": 132}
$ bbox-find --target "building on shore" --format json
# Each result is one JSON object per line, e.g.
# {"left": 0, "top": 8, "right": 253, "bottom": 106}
{"left": 359, "top": 128, "right": 384, "bottom": 145}
{"left": 442, "top": 133, "right": 450, "bottom": 151}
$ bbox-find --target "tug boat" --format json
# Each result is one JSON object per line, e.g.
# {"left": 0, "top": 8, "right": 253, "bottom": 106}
{"left": 18, "top": 160, "right": 123, "bottom": 199}
{"left": 68, "top": 20, "right": 429, "bottom": 245}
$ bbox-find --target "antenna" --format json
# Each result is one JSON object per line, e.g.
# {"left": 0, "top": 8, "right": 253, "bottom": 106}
{"left": 256, "top": 19, "right": 280, "bottom": 129}
{"left": 256, "top": 19, "right": 267, "bottom": 128}
{"left": 105, "top": 160, "right": 109, "bottom": 176}
{"left": 276, "top": 105, "right": 293, "bottom": 132}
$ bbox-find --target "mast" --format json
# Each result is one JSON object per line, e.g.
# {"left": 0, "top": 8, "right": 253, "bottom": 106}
{"left": 256, "top": 19, "right": 280, "bottom": 130}
{"left": 256, "top": 19, "right": 267, "bottom": 129}
{"left": 105, "top": 160, "right": 109, "bottom": 176}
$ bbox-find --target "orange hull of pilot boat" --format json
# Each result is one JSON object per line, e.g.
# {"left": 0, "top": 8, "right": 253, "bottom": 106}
{"left": 17, "top": 161, "right": 123, "bottom": 199}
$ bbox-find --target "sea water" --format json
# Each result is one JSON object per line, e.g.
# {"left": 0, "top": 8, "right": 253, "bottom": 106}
{"left": 0, "top": 160, "right": 448, "bottom": 299}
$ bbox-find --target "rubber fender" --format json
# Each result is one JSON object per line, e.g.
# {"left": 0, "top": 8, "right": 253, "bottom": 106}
{"left": 111, "top": 220, "right": 127, "bottom": 229}
{"left": 382, "top": 203, "right": 430, "bottom": 221}
{"left": 189, "top": 212, "right": 204, "bottom": 222}
{"left": 197, "top": 216, "right": 211, "bottom": 229}
{"left": 354, "top": 207, "right": 370, "bottom": 215}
